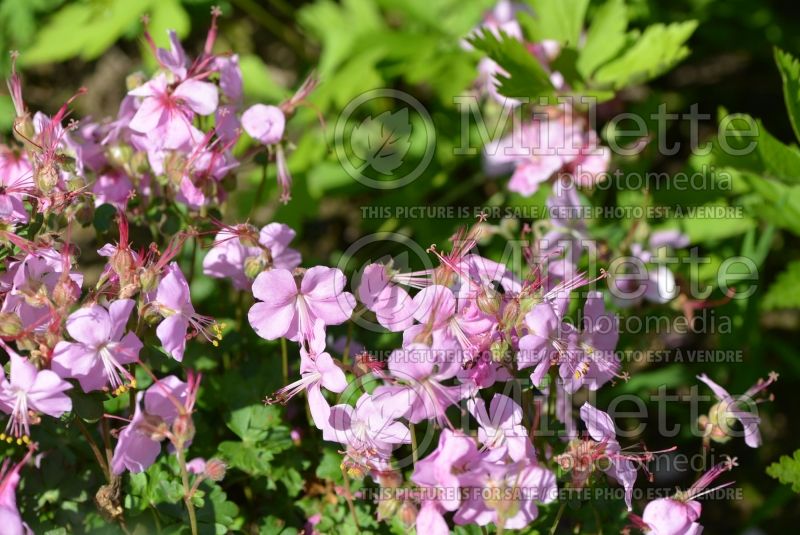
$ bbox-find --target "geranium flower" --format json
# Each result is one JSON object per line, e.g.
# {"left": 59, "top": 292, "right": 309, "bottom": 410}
{"left": 151, "top": 263, "right": 220, "bottom": 361}
{"left": 248, "top": 266, "right": 355, "bottom": 346}
{"left": 52, "top": 299, "right": 143, "bottom": 394}
{"left": 0, "top": 346, "right": 72, "bottom": 439}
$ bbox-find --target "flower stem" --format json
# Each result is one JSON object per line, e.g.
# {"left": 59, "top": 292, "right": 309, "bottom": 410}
{"left": 549, "top": 502, "right": 566, "bottom": 535}
{"left": 76, "top": 417, "right": 110, "bottom": 481}
{"left": 176, "top": 445, "right": 199, "bottom": 535}
{"left": 281, "top": 337, "right": 289, "bottom": 385}
{"left": 340, "top": 465, "right": 361, "bottom": 531}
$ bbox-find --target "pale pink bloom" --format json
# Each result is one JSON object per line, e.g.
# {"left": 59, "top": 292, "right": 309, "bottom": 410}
{"left": 0, "top": 348, "right": 72, "bottom": 438}
{"left": 248, "top": 266, "right": 355, "bottom": 346}
{"left": 0, "top": 446, "right": 34, "bottom": 535}
{"left": 52, "top": 299, "right": 143, "bottom": 392}
{"left": 128, "top": 73, "right": 218, "bottom": 150}
{"left": 203, "top": 223, "right": 301, "bottom": 290}
{"left": 241, "top": 104, "right": 285, "bottom": 145}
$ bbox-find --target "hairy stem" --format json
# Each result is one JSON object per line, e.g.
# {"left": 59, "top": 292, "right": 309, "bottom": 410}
{"left": 176, "top": 445, "right": 199, "bottom": 535}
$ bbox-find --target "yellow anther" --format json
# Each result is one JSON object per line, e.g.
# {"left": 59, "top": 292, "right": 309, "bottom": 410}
{"left": 22, "top": 435, "right": 30, "bottom": 444}
{"left": 5, "top": 437, "right": 12, "bottom": 443}
{"left": 212, "top": 340, "right": 219, "bottom": 347}
{"left": 129, "top": 379, "right": 137, "bottom": 389}
{"left": 16, "top": 438, "right": 22, "bottom": 445}
{"left": 0, "top": 433, "right": 6, "bottom": 441}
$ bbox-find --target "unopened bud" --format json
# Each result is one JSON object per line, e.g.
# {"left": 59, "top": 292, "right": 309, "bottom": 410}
{"left": 140, "top": 303, "right": 162, "bottom": 325}
{"left": 476, "top": 285, "right": 502, "bottom": 316}
{"left": 139, "top": 268, "right": 159, "bottom": 293}
{"left": 172, "top": 414, "right": 195, "bottom": 444}
{"left": 244, "top": 255, "right": 265, "bottom": 279}
{"left": 53, "top": 277, "right": 80, "bottom": 308}
{"left": 138, "top": 413, "right": 169, "bottom": 441}
{"left": 35, "top": 163, "right": 59, "bottom": 193}
{"left": 377, "top": 498, "right": 399, "bottom": 521}
{"left": 0, "top": 313, "right": 22, "bottom": 337}
{"left": 111, "top": 249, "right": 135, "bottom": 279}
{"left": 399, "top": 500, "right": 418, "bottom": 527}
{"left": 204, "top": 458, "right": 227, "bottom": 481}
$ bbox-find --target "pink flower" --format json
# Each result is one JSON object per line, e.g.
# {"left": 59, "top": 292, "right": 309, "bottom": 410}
{"left": 326, "top": 392, "right": 410, "bottom": 477}
{"left": 518, "top": 301, "right": 565, "bottom": 386}
{"left": 469, "top": 393, "right": 533, "bottom": 462}
{"left": 697, "top": 372, "right": 778, "bottom": 448}
{"left": 151, "top": 263, "right": 220, "bottom": 361}
{"left": 0, "top": 446, "right": 34, "bottom": 535}
{"left": 0, "top": 347, "right": 72, "bottom": 438}
{"left": 92, "top": 170, "right": 133, "bottom": 208}
{"left": 111, "top": 375, "right": 195, "bottom": 474}
{"left": 641, "top": 499, "right": 702, "bottom": 535}
{"left": 559, "top": 291, "right": 620, "bottom": 393}
{"left": 1, "top": 248, "right": 83, "bottom": 330}
{"left": 0, "top": 149, "right": 33, "bottom": 224}
{"left": 639, "top": 457, "right": 736, "bottom": 535}
{"left": 241, "top": 104, "right": 285, "bottom": 145}
{"left": 203, "top": 222, "right": 301, "bottom": 290}
{"left": 577, "top": 403, "right": 638, "bottom": 510}
{"left": 248, "top": 266, "right": 355, "bottom": 346}
{"left": 453, "top": 461, "right": 557, "bottom": 530}
{"left": 357, "top": 263, "right": 415, "bottom": 332}
{"left": 379, "top": 343, "right": 465, "bottom": 425}
{"left": 266, "top": 321, "right": 348, "bottom": 433}
{"left": 412, "top": 430, "right": 480, "bottom": 512}
{"left": 52, "top": 299, "right": 143, "bottom": 393}
{"left": 128, "top": 74, "right": 218, "bottom": 150}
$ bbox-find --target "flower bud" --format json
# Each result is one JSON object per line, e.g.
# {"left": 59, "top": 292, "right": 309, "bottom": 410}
{"left": 138, "top": 413, "right": 169, "bottom": 441}
{"left": 111, "top": 249, "right": 135, "bottom": 280}
{"left": 243, "top": 255, "right": 265, "bottom": 280}
{"left": 204, "top": 458, "right": 227, "bottom": 482}
{"left": 106, "top": 144, "right": 133, "bottom": 168}
{"left": 35, "top": 163, "right": 59, "bottom": 193}
{"left": 476, "top": 285, "right": 502, "bottom": 316}
{"left": 0, "top": 313, "right": 22, "bottom": 337}
{"left": 140, "top": 302, "right": 162, "bottom": 325}
{"left": 53, "top": 276, "right": 80, "bottom": 308}
{"left": 490, "top": 339, "right": 509, "bottom": 364}
{"left": 376, "top": 498, "right": 399, "bottom": 521}
{"left": 399, "top": 500, "right": 418, "bottom": 527}
{"left": 139, "top": 268, "right": 159, "bottom": 293}
{"left": 501, "top": 298, "right": 520, "bottom": 327}
{"left": 172, "top": 413, "right": 195, "bottom": 444}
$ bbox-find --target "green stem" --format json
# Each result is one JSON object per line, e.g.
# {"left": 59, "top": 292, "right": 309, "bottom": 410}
{"left": 410, "top": 423, "right": 418, "bottom": 465}
{"left": 75, "top": 418, "right": 110, "bottom": 481}
{"left": 341, "top": 466, "right": 361, "bottom": 531}
{"left": 176, "top": 445, "right": 199, "bottom": 535}
{"left": 342, "top": 321, "right": 354, "bottom": 365}
{"left": 549, "top": 502, "right": 566, "bottom": 535}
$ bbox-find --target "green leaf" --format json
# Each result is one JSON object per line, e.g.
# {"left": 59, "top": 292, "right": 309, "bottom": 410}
{"left": 522, "top": 0, "right": 589, "bottom": 47}
{"left": 594, "top": 21, "right": 698, "bottom": 89}
{"left": 22, "top": 0, "right": 152, "bottom": 65}
{"left": 576, "top": 0, "right": 628, "bottom": 78}
{"left": 774, "top": 48, "right": 800, "bottom": 144}
{"left": 93, "top": 203, "right": 117, "bottom": 234}
{"left": 351, "top": 109, "right": 412, "bottom": 176}
{"left": 239, "top": 55, "right": 287, "bottom": 102}
{"left": 757, "top": 126, "right": 800, "bottom": 184}
{"left": 467, "top": 28, "right": 555, "bottom": 101}
{"left": 146, "top": 0, "right": 190, "bottom": 49}
{"left": 763, "top": 261, "right": 800, "bottom": 310}
{"left": 742, "top": 174, "right": 800, "bottom": 235}
{"left": 225, "top": 404, "right": 284, "bottom": 443}
{"left": 767, "top": 449, "right": 800, "bottom": 492}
